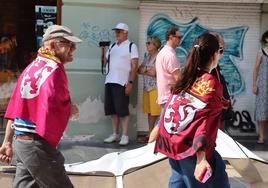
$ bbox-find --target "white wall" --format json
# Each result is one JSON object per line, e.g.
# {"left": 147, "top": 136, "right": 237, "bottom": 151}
{"left": 61, "top": 0, "right": 140, "bottom": 139}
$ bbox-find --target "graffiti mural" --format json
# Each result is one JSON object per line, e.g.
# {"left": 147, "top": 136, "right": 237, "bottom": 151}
{"left": 146, "top": 14, "right": 257, "bottom": 135}
{"left": 147, "top": 14, "right": 248, "bottom": 96}
{"left": 221, "top": 98, "right": 256, "bottom": 134}
{"left": 79, "top": 22, "right": 115, "bottom": 47}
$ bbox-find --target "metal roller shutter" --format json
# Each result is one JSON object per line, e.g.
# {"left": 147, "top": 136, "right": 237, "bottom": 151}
{"left": 137, "top": 1, "right": 261, "bottom": 137}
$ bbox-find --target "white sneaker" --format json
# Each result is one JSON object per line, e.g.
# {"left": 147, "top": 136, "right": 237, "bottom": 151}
{"left": 104, "top": 134, "right": 119, "bottom": 143}
{"left": 119, "top": 135, "right": 129, "bottom": 146}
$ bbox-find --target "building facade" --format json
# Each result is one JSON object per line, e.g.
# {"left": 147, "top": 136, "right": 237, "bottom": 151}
{"left": 1, "top": 0, "right": 268, "bottom": 140}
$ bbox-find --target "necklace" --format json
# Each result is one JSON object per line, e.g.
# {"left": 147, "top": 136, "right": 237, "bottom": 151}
{"left": 38, "top": 47, "right": 61, "bottom": 64}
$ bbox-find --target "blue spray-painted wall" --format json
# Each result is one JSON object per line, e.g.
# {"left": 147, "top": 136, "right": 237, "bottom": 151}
{"left": 141, "top": 13, "right": 257, "bottom": 136}
{"left": 147, "top": 14, "right": 248, "bottom": 96}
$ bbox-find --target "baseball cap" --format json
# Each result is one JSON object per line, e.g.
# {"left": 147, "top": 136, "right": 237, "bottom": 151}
{"left": 112, "top": 23, "right": 129, "bottom": 31}
{"left": 42, "top": 25, "right": 82, "bottom": 43}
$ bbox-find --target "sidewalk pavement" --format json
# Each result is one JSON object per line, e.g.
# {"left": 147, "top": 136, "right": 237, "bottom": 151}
{"left": 57, "top": 136, "right": 268, "bottom": 188}
{"left": 0, "top": 133, "right": 266, "bottom": 187}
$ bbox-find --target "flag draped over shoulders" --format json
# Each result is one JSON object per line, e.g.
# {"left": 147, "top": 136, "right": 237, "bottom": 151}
{"left": 155, "top": 73, "right": 228, "bottom": 160}
{"left": 5, "top": 50, "right": 71, "bottom": 148}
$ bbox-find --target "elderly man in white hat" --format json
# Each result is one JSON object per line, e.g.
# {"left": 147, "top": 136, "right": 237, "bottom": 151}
{"left": 101, "top": 22, "right": 139, "bottom": 145}
{"left": 0, "top": 24, "right": 81, "bottom": 188}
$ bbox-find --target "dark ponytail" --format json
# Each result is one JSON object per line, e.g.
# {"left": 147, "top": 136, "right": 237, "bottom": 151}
{"left": 172, "top": 32, "right": 219, "bottom": 94}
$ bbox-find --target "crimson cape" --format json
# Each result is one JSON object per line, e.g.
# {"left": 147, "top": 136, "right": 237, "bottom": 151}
{"left": 5, "top": 52, "right": 71, "bottom": 148}
{"left": 155, "top": 72, "right": 229, "bottom": 160}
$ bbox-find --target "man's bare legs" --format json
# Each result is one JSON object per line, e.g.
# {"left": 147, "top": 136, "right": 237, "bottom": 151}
{"left": 121, "top": 115, "right": 129, "bottom": 136}
{"left": 111, "top": 115, "right": 129, "bottom": 136}
{"left": 111, "top": 115, "right": 120, "bottom": 135}
{"left": 104, "top": 115, "right": 129, "bottom": 145}
{"left": 120, "top": 115, "right": 129, "bottom": 145}
{"left": 104, "top": 115, "right": 120, "bottom": 143}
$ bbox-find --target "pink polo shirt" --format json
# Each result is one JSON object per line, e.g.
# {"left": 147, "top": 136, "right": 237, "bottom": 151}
{"left": 156, "top": 45, "right": 180, "bottom": 105}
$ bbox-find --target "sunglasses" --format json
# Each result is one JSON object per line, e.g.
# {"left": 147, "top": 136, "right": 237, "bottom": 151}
{"left": 219, "top": 47, "right": 224, "bottom": 54}
{"left": 146, "top": 41, "right": 152, "bottom": 45}
{"left": 56, "top": 40, "right": 75, "bottom": 48}
{"left": 173, "top": 35, "right": 182, "bottom": 39}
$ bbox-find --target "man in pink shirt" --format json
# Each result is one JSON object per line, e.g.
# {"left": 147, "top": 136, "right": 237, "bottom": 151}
{"left": 150, "top": 26, "right": 184, "bottom": 187}
{"left": 149, "top": 27, "right": 181, "bottom": 142}
{"left": 156, "top": 27, "right": 181, "bottom": 106}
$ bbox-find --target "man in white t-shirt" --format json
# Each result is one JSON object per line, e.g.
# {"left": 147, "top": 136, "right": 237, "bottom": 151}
{"left": 101, "top": 23, "right": 139, "bottom": 145}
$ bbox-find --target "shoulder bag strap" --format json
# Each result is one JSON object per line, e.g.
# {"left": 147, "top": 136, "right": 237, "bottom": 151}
{"left": 102, "top": 42, "right": 116, "bottom": 75}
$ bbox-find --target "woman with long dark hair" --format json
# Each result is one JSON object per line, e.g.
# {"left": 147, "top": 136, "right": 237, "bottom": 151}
{"left": 154, "top": 32, "right": 230, "bottom": 188}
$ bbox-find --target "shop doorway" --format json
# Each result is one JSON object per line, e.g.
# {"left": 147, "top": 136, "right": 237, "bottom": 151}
{"left": 0, "top": 0, "right": 60, "bottom": 134}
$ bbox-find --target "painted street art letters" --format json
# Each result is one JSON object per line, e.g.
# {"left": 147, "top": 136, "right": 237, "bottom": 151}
{"left": 79, "top": 22, "right": 115, "bottom": 47}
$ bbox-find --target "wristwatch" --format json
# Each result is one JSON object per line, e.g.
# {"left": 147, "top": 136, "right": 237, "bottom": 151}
{"left": 128, "top": 80, "right": 133, "bottom": 84}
